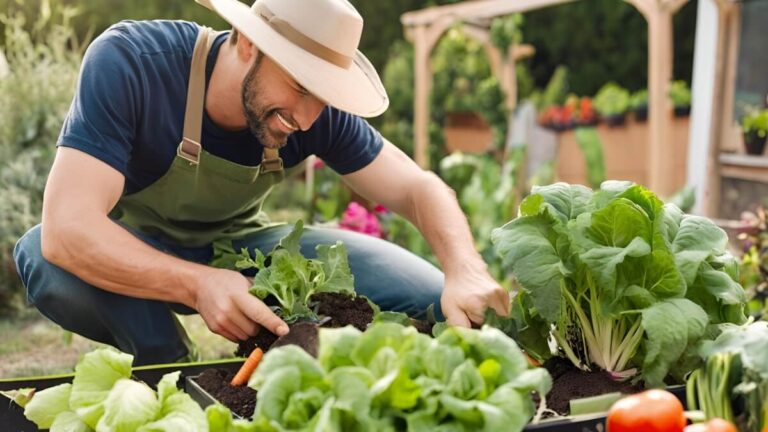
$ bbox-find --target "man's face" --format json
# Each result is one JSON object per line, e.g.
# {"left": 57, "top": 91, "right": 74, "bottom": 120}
{"left": 241, "top": 53, "right": 325, "bottom": 149}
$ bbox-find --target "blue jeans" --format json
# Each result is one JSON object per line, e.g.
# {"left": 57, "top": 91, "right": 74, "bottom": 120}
{"left": 13, "top": 223, "right": 444, "bottom": 365}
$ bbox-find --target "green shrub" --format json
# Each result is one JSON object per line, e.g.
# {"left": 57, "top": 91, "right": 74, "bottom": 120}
{"left": 0, "top": 2, "right": 85, "bottom": 315}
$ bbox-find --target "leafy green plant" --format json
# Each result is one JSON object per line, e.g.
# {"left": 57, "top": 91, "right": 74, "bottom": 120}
{"left": 432, "top": 27, "right": 509, "bottom": 150}
{"left": 213, "top": 221, "right": 355, "bottom": 323}
{"left": 593, "top": 83, "right": 630, "bottom": 117}
{"left": 248, "top": 323, "right": 552, "bottom": 431}
{"left": 490, "top": 181, "right": 747, "bottom": 387}
{"left": 668, "top": 80, "right": 692, "bottom": 108}
{"left": 490, "top": 13, "right": 524, "bottom": 55}
{"left": 574, "top": 128, "right": 605, "bottom": 188}
{"left": 737, "top": 206, "right": 768, "bottom": 319}
{"left": 687, "top": 321, "right": 768, "bottom": 432}
{"left": 629, "top": 89, "right": 648, "bottom": 110}
{"left": 7, "top": 347, "right": 208, "bottom": 431}
{"left": 540, "top": 66, "right": 570, "bottom": 110}
{"left": 741, "top": 110, "right": 768, "bottom": 139}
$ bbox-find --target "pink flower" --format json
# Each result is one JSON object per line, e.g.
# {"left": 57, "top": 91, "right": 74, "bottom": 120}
{"left": 339, "top": 202, "right": 382, "bottom": 238}
{"left": 313, "top": 158, "right": 326, "bottom": 170}
{"left": 373, "top": 204, "right": 389, "bottom": 215}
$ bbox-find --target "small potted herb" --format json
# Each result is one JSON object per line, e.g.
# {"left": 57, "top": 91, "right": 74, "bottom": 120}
{"left": 668, "top": 80, "right": 691, "bottom": 117}
{"left": 593, "top": 83, "right": 630, "bottom": 127}
{"left": 630, "top": 89, "right": 648, "bottom": 122}
{"left": 741, "top": 109, "right": 768, "bottom": 156}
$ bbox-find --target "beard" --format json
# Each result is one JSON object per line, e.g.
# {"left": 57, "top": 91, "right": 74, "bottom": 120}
{"left": 241, "top": 56, "right": 290, "bottom": 149}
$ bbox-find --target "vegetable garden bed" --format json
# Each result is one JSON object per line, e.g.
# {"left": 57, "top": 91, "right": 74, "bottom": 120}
{"left": 0, "top": 358, "right": 243, "bottom": 431}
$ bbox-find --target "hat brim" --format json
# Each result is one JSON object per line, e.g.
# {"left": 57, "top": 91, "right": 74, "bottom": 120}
{"left": 197, "top": 0, "right": 389, "bottom": 118}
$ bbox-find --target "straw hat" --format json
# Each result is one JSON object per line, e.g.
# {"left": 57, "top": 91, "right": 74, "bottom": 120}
{"left": 196, "top": 0, "right": 389, "bottom": 117}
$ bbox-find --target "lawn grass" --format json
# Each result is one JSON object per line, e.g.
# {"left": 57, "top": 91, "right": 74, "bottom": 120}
{"left": 0, "top": 308, "right": 238, "bottom": 379}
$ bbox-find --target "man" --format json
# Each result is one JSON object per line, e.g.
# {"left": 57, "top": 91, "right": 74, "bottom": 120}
{"left": 13, "top": 0, "right": 509, "bottom": 365}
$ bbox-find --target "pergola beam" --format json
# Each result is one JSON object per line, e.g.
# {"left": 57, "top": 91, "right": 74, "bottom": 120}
{"left": 401, "top": 0, "right": 577, "bottom": 27}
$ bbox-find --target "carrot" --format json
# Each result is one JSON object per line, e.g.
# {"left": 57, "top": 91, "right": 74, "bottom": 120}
{"left": 230, "top": 347, "right": 264, "bottom": 386}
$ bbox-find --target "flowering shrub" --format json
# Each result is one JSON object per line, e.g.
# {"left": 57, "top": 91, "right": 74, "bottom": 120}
{"left": 339, "top": 202, "right": 383, "bottom": 238}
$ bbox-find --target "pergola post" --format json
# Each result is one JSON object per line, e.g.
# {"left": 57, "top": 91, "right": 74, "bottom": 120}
{"left": 628, "top": 0, "right": 689, "bottom": 196}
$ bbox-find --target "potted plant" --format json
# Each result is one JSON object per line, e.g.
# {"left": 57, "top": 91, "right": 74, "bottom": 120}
{"left": 629, "top": 89, "right": 648, "bottom": 122}
{"left": 741, "top": 109, "right": 768, "bottom": 156}
{"left": 576, "top": 96, "right": 597, "bottom": 127}
{"left": 593, "top": 83, "right": 630, "bottom": 127}
{"left": 668, "top": 80, "right": 691, "bottom": 117}
{"left": 432, "top": 28, "right": 507, "bottom": 153}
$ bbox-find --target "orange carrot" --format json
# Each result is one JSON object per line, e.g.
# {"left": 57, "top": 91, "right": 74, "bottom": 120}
{"left": 230, "top": 347, "right": 264, "bottom": 386}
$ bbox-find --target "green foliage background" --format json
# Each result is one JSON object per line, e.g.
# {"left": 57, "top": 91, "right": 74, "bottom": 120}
{"left": 0, "top": 0, "right": 698, "bottom": 315}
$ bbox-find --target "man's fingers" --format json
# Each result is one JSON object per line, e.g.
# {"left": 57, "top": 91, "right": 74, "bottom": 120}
{"left": 240, "top": 294, "right": 289, "bottom": 336}
{"left": 444, "top": 302, "right": 472, "bottom": 328}
{"left": 229, "top": 311, "right": 259, "bottom": 338}
{"left": 491, "top": 288, "right": 511, "bottom": 317}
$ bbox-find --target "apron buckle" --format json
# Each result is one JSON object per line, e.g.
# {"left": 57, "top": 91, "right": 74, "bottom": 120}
{"left": 177, "top": 137, "right": 202, "bottom": 165}
{"left": 261, "top": 157, "right": 284, "bottom": 173}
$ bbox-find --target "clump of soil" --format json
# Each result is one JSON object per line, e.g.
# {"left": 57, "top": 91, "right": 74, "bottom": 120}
{"left": 236, "top": 292, "right": 374, "bottom": 356}
{"left": 195, "top": 369, "right": 256, "bottom": 419}
{"left": 270, "top": 321, "right": 319, "bottom": 357}
{"left": 543, "top": 357, "right": 642, "bottom": 415}
{"left": 311, "top": 292, "right": 374, "bottom": 331}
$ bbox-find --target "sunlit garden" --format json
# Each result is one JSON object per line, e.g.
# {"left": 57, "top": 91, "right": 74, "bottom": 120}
{"left": 2, "top": 0, "right": 768, "bottom": 431}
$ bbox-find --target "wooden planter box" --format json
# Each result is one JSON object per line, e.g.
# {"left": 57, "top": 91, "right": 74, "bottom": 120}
{"left": 555, "top": 115, "right": 690, "bottom": 192}
{"left": 443, "top": 111, "right": 494, "bottom": 154}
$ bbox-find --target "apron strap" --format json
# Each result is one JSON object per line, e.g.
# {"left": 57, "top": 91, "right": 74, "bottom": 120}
{"left": 178, "top": 27, "right": 216, "bottom": 165}
{"left": 261, "top": 147, "right": 284, "bottom": 173}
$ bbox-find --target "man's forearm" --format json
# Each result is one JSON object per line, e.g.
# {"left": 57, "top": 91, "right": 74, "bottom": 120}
{"left": 400, "top": 172, "right": 487, "bottom": 275}
{"left": 41, "top": 216, "right": 210, "bottom": 307}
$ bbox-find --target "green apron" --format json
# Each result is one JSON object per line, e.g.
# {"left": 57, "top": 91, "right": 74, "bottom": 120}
{"left": 113, "top": 27, "right": 301, "bottom": 247}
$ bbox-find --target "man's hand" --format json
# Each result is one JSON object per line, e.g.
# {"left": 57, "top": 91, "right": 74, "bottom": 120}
{"left": 193, "top": 268, "right": 288, "bottom": 342}
{"left": 441, "top": 263, "right": 510, "bottom": 327}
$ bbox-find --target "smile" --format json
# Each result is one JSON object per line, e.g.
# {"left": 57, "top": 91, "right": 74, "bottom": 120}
{"left": 275, "top": 112, "right": 298, "bottom": 132}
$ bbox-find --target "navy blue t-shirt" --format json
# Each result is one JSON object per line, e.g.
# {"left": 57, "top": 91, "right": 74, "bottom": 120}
{"left": 58, "top": 20, "right": 383, "bottom": 195}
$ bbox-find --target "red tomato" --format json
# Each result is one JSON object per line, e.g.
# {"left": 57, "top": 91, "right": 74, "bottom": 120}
{"left": 684, "top": 418, "right": 737, "bottom": 432}
{"left": 606, "top": 389, "right": 686, "bottom": 432}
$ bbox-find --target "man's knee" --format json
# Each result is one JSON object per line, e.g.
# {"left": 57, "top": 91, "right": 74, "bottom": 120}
{"left": 14, "top": 224, "right": 75, "bottom": 310}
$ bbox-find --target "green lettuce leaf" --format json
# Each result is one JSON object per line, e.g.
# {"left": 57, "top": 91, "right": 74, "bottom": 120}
{"left": 69, "top": 348, "right": 133, "bottom": 428}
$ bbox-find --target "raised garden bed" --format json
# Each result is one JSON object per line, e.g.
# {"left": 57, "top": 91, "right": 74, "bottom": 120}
{"left": 0, "top": 358, "right": 243, "bottom": 432}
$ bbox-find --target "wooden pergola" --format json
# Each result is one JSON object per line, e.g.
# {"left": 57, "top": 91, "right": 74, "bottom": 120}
{"left": 401, "top": 0, "right": 689, "bottom": 197}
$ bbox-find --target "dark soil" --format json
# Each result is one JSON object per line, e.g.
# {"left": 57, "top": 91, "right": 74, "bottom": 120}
{"left": 270, "top": 321, "right": 319, "bottom": 357}
{"left": 195, "top": 368, "right": 256, "bottom": 419}
{"left": 311, "top": 292, "right": 374, "bottom": 331}
{"left": 235, "top": 292, "right": 374, "bottom": 356}
{"left": 543, "top": 357, "right": 642, "bottom": 415}
{"left": 410, "top": 318, "right": 434, "bottom": 335}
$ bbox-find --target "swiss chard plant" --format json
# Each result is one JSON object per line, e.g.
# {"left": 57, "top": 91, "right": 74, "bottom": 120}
{"left": 687, "top": 320, "right": 768, "bottom": 432}
{"left": 245, "top": 323, "right": 551, "bottom": 432}
{"left": 490, "top": 181, "right": 747, "bottom": 387}
{"left": 212, "top": 220, "right": 355, "bottom": 323}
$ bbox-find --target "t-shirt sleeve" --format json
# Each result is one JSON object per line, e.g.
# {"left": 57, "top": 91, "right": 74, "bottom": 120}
{"left": 311, "top": 108, "right": 384, "bottom": 175}
{"left": 57, "top": 27, "right": 142, "bottom": 176}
